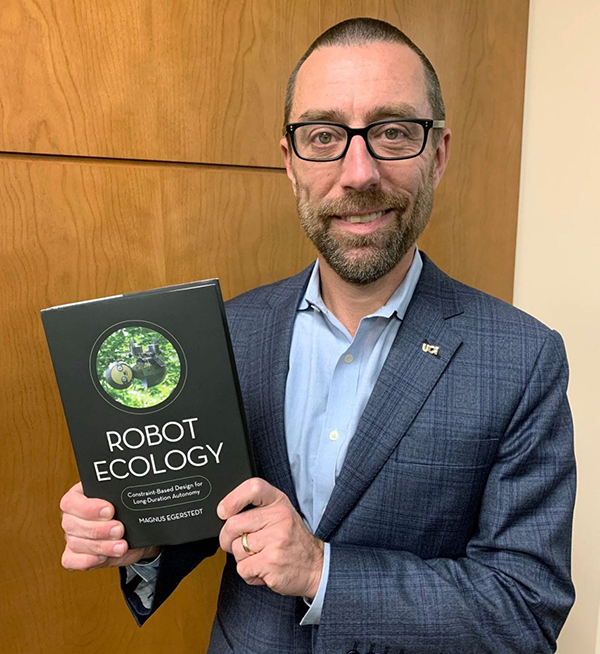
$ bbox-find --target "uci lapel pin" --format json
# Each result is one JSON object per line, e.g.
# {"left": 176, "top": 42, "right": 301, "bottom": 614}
{"left": 422, "top": 341, "right": 440, "bottom": 356}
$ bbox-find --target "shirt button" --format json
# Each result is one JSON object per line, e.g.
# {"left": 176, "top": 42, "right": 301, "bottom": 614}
{"left": 344, "top": 353, "right": 354, "bottom": 364}
{"left": 329, "top": 430, "right": 339, "bottom": 441}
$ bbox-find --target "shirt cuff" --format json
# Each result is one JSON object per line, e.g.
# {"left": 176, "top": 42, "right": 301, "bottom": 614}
{"left": 130, "top": 552, "right": 162, "bottom": 583}
{"left": 299, "top": 542, "right": 330, "bottom": 626}
{"left": 126, "top": 552, "right": 162, "bottom": 610}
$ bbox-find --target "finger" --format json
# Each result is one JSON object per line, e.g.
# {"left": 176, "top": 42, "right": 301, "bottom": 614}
{"left": 219, "top": 522, "right": 235, "bottom": 553}
{"left": 235, "top": 552, "right": 266, "bottom": 586}
{"left": 61, "top": 542, "right": 160, "bottom": 571}
{"left": 62, "top": 547, "right": 108, "bottom": 571}
{"left": 236, "top": 553, "right": 269, "bottom": 587}
{"left": 219, "top": 507, "right": 268, "bottom": 552}
{"left": 219, "top": 507, "right": 273, "bottom": 553}
{"left": 217, "top": 478, "right": 282, "bottom": 520}
{"left": 219, "top": 501, "right": 294, "bottom": 552}
{"left": 65, "top": 534, "right": 129, "bottom": 559}
{"left": 60, "top": 482, "right": 114, "bottom": 521}
{"left": 230, "top": 532, "right": 263, "bottom": 562}
{"left": 61, "top": 513, "right": 124, "bottom": 541}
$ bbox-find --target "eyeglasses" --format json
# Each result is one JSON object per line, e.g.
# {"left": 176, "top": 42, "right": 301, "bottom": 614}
{"left": 285, "top": 119, "right": 445, "bottom": 162}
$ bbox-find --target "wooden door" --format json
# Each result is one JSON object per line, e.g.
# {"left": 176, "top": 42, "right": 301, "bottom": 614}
{"left": 0, "top": 1, "right": 528, "bottom": 651}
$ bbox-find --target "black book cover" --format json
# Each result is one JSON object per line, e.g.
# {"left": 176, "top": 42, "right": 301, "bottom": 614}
{"left": 41, "top": 279, "right": 255, "bottom": 548}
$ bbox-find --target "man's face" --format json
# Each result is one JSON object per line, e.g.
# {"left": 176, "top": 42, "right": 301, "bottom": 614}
{"left": 281, "top": 42, "right": 450, "bottom": 285}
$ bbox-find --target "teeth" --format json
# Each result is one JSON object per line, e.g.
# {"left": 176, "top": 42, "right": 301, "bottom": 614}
{"left": 342, "top": 211, "right": 385, "bottom": 224}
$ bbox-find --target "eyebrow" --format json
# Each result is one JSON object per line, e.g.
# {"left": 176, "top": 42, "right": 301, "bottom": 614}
{"left": 365, "top": 103, "right": 422, "bottom": 123}
{"left": 294, "top": 103, "right": 422, "bottom": 125}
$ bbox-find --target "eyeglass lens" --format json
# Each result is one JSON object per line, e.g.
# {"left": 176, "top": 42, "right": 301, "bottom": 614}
{"left": 293, "top": 122, "right": 426, "bottom": 160}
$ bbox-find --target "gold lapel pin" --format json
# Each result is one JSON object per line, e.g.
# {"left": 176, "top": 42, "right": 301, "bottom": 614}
{"left": 422, "top": 342, "right": 440, "bottom": 356}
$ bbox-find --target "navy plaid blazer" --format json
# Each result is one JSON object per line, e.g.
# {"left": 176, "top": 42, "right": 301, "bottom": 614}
{"left": 124, "top": 254, "right": 575, "bottom": 654}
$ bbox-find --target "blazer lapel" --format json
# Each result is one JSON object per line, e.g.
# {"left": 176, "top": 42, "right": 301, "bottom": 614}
{"left": 316, "top": 257, "right": 464, "bottom": 540}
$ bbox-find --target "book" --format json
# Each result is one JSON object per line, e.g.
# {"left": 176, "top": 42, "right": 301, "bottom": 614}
{"left": 41, "top": 279, "right": 255, "bottom": 549}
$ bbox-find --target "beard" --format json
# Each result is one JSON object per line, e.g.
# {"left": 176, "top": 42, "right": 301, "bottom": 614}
{"left": 296, "top": 171, "right": 435, "bottom": 286}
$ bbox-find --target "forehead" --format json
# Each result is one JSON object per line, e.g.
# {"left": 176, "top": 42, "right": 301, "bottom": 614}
{"left": 292, "top": 42, "right": 430, "bottom": 124}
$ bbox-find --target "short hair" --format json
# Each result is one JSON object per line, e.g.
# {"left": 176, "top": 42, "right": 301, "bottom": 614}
{"left": 284, "top": 17, "right": 446, "bottom": 128}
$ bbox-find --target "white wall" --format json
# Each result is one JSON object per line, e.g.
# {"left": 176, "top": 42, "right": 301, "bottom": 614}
{"left": 514, "top": 1, "right": 600, "bottom": 652}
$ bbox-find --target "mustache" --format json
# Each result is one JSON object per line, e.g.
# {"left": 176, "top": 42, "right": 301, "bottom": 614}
{"left": 314, "top": 189, "right": 410, "bottom": 218}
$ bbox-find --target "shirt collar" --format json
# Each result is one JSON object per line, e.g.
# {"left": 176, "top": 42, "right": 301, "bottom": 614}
{"left": 298, "top": 246, "right": 423, "bottom": 321}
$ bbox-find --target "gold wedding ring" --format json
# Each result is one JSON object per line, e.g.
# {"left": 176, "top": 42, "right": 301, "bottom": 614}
{"left": 241, "top": 532, "right": 255, "bottom": 555}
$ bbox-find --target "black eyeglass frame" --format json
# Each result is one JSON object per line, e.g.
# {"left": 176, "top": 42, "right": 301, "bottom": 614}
{"left": 285, "top": 118, "right": 445, "bottom": 162}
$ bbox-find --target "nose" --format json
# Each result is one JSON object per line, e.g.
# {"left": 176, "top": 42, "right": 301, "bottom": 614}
{"left": 338, "top": 134, "right": 381, "bottom": 191}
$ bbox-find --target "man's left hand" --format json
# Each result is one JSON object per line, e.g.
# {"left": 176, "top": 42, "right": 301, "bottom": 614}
{"left": 218, "top": 478, "right": 324, "bottom": 599}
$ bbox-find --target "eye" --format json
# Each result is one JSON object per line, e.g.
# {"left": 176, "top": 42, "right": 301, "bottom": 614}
{"left": 303, "top": 125, "right": 345, "bottom": 146}
{"left": 313, "top": 130, "right": 334, "bottom": 144}
{"left": 383, "top": 128, "right": 404, "bottom": 140}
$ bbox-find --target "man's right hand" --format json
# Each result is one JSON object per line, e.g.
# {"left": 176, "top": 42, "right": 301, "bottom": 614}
{"left": 60, "top": 482, "right": 160, "bottom": 570}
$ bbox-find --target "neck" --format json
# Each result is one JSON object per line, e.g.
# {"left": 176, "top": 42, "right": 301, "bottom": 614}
{"left": 318, "top": 245, "right": 416, "bottom": 337}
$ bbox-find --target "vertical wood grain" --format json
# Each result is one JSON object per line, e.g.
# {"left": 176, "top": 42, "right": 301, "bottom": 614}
{"left": 0, "top": 0, "right": 319, "bottom": 166}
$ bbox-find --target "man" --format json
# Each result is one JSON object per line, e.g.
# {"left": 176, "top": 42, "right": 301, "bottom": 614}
{"left": 59, "top": 18, "right": 575, "bottom": 654}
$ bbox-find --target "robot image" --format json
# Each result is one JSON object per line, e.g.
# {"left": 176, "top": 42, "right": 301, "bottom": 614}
{"left": 104, "top": 340, "right": 167, "bottom": 390}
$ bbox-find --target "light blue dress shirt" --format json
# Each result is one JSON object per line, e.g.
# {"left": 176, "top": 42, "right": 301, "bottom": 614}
{"left": 285, "top": 249, "right": 423, "bottom": 624}
{"left": 132, "top": 248, "right": 423, "bottom": 624}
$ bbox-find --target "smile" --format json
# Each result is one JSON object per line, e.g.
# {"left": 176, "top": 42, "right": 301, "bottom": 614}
{"left": 337, "top": 209, "right": 390, "bottom": 224}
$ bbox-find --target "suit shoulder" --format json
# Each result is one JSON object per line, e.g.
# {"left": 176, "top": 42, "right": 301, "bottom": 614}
{"left": 421, "top": 253, "right": 552, "bottom": 337}
{"left": 444, "top": 276, "right": 566, "bottom": 359}
{"left": 456, "top": 278, "right": 550, "bottom": 329}
{"left": 224, "top": 266, "right": 312, "bottom": 321}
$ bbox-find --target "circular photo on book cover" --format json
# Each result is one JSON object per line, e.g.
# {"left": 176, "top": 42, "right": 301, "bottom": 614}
{"left": 90, "top": 321, "right": 187, "bottom": 413}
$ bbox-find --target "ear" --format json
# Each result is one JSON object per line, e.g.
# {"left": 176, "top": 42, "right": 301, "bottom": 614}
{"left": 280, "top": 136, "right": 298, "bottom": 196}
{"left": 432, "top": 128, "right": 451, "bottom": 189}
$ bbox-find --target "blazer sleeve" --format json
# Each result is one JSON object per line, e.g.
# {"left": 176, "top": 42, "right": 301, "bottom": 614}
{"left": 316, "top": 330, "right": 576, "bottom": 654}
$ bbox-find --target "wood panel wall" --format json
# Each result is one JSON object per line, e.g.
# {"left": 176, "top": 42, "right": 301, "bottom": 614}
{"left": 0, "top": 1, "right": 529, "bottom": 652}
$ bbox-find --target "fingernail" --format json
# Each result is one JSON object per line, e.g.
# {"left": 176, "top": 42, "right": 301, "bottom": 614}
{"left": 217, "top": 503, "right": 225, "bottom": 519}
{"left": 113, "top": 544, "right": 125, "bottom": 556}
{"left": 110, "top": 526, "right": 122, "bottom": 538}
{"left": 97, "top": 556, "right": 107, "bottom": 563}
{"left": 100, "top": 507, "right": 112, "bottom": 519}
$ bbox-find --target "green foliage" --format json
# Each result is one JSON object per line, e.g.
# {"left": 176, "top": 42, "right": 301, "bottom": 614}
{"left": 95, "top": 326, "right": 181, "bottom": 408}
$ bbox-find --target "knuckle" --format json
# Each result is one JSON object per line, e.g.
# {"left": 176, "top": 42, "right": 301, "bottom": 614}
{"left": 93, "top": 540, "right": 107, "bottom": 556}
{"left": 218, "top": 531, "right": 227, "bottom": 551}
{"left": 62, "top": 548, "right": 84, "bottom": 571}
{"left": 226, "top": 514, "right": 241, "bottom": 533}
{"left": 264, "top": 548, "right": 280, "bottom": 568}
{"left": 220, "top": 519, "right": 232, "bottom": 538}
{"left": 60, "top": 513, "right": 71, "bottom": 533}
{"left": 235, "top": 544, "right": 247, "bottom": 563}
{"left": 261, "top": 571, "right": 278, "bottom": 591}
{"left": 59, "top": 493, "right": 71, "bottom": 514}
{"left": 89, "top": 524, "right": 105, "bottom": 541}
{"left": 236, "top": 560, "right": 247, "bottom": 579}
{"left": 65, "top": 533, "right": 105, "bottom": 557}
{"left": 61, "top": 549, "right": 73, "bottom": 570}
{"left": 273, "top": 531, "right": 288, "bottom": 551}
